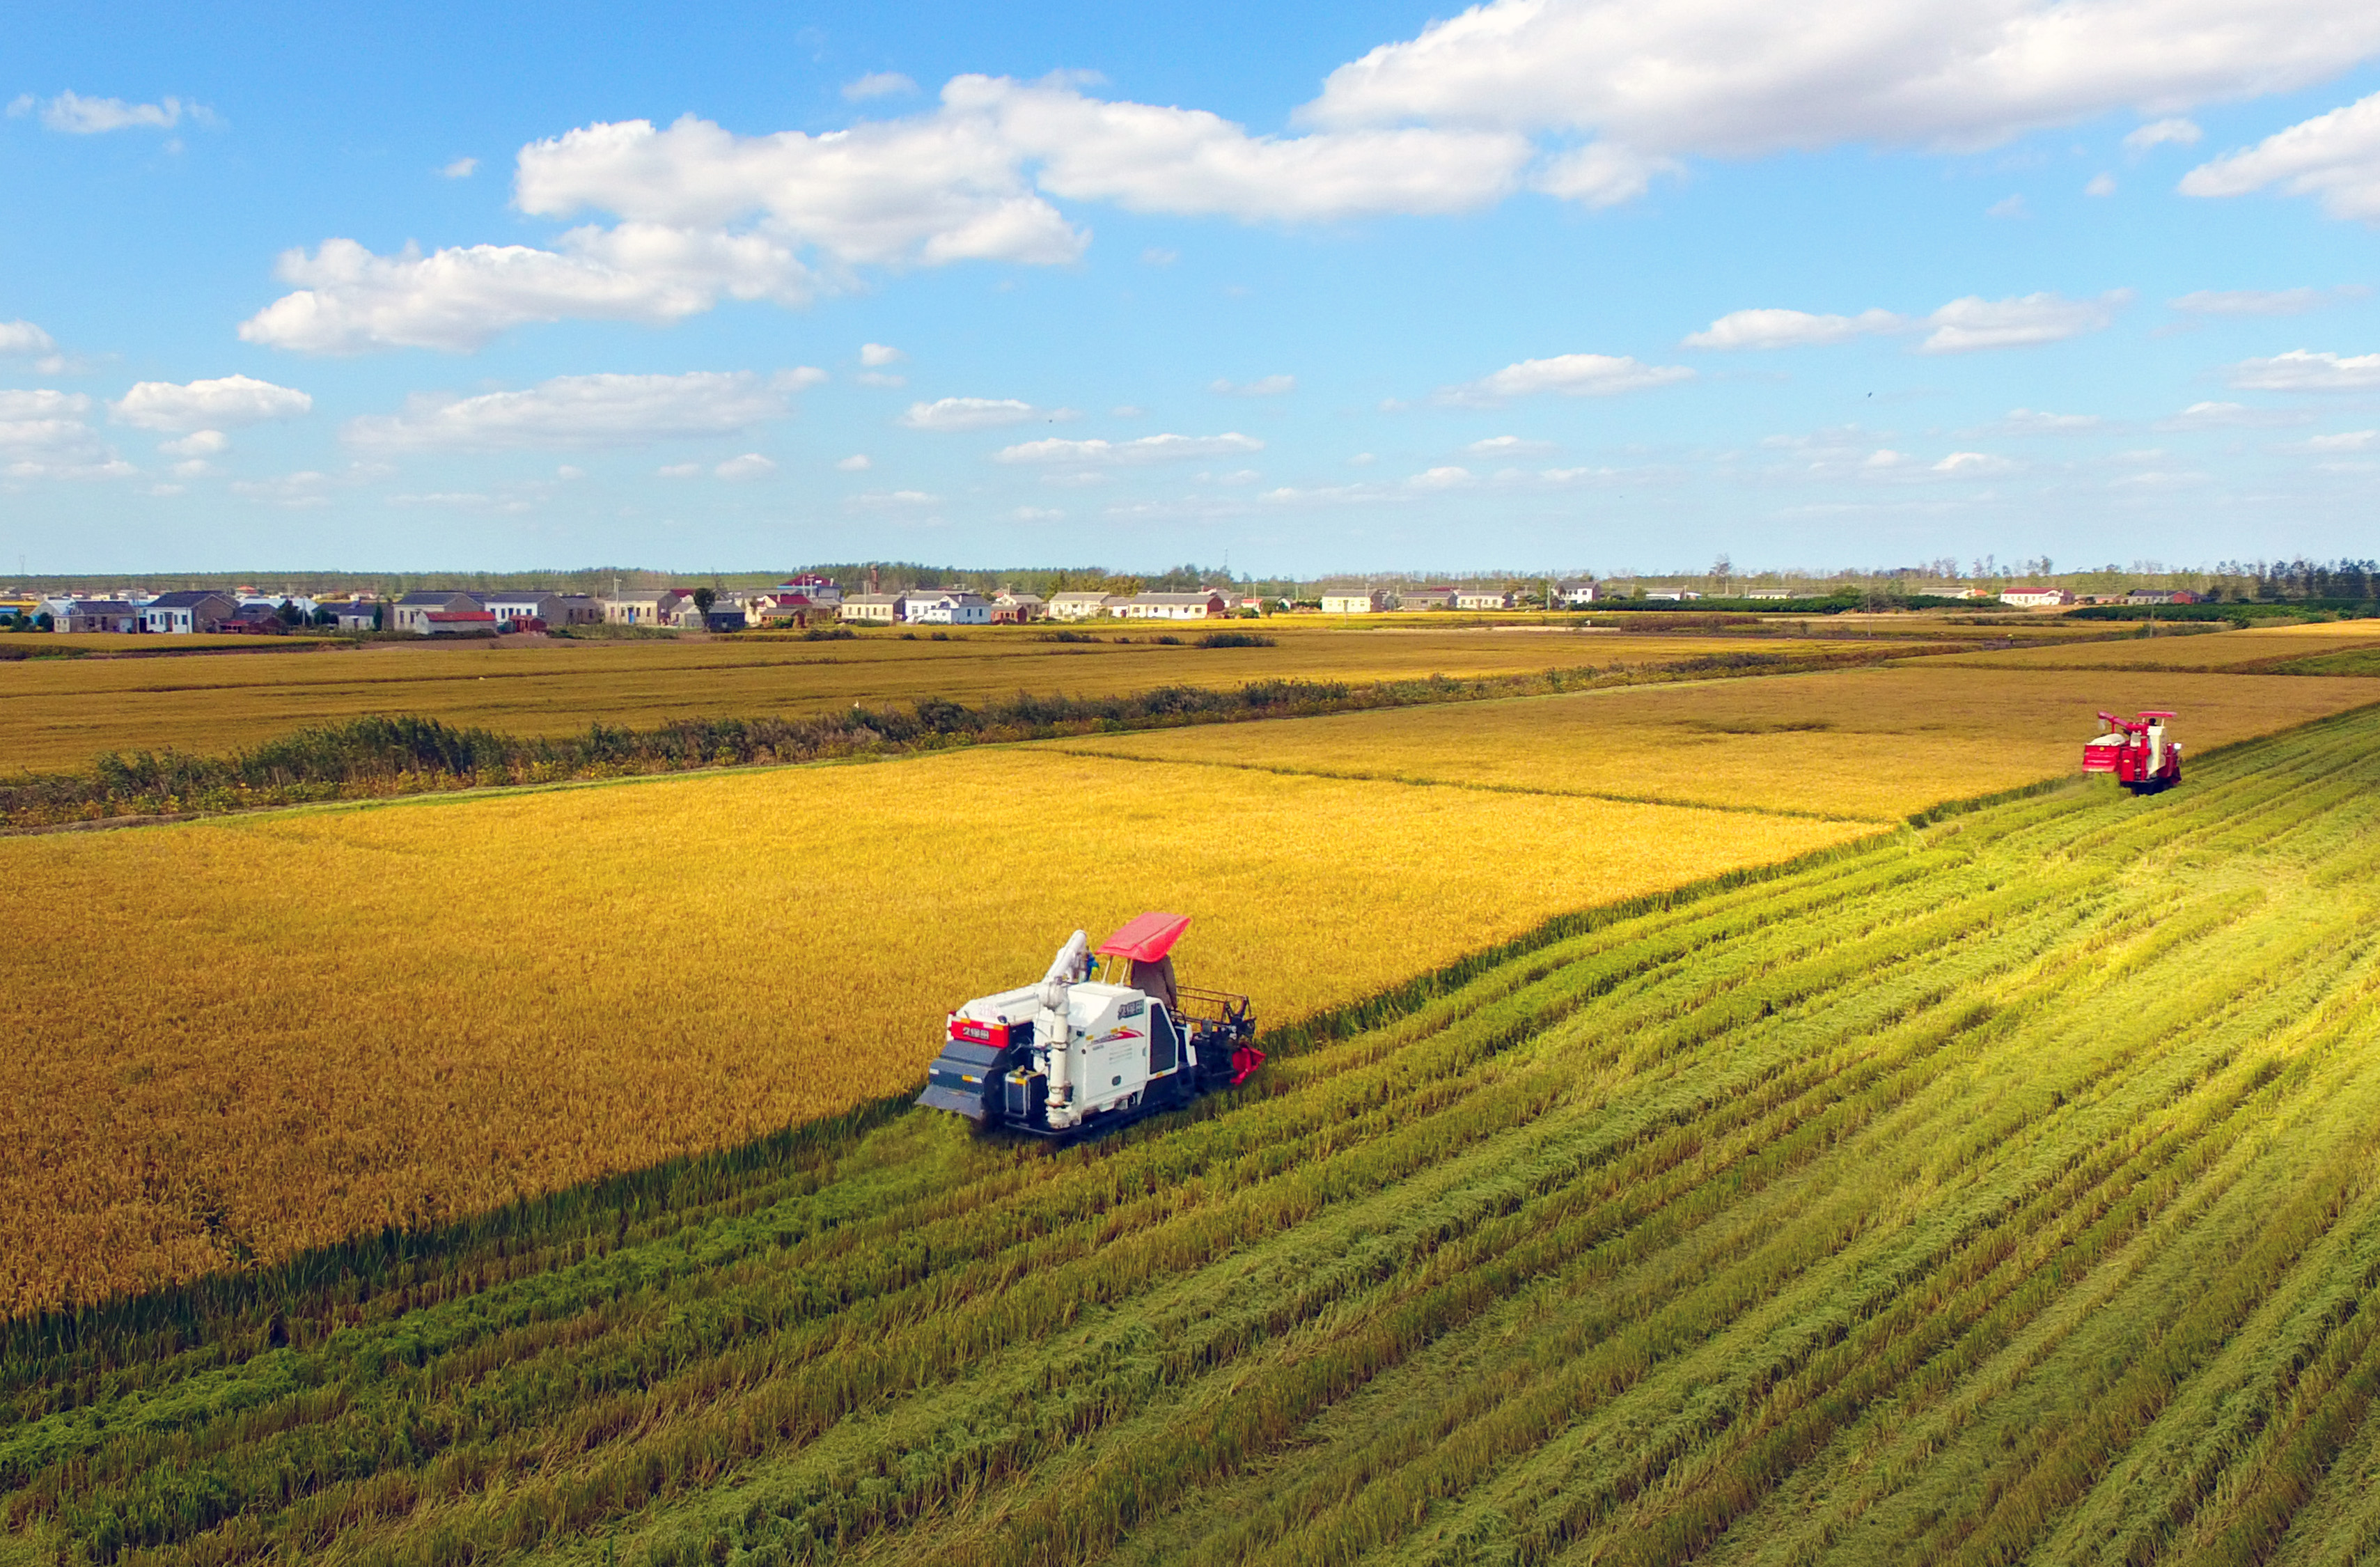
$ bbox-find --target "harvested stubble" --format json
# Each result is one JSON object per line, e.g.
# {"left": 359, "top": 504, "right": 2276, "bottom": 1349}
{"left": 1053, "top": 663, "right": 2380, "bottom": 820}
{"left": 10, "top": 707, "right": 2380, "bottom": 1564}
{"left": 0, "top": 749, "right": 1862, "bottom": 1318}
{"left": 0, "top": 627, "right": 1870, "bottom": 774}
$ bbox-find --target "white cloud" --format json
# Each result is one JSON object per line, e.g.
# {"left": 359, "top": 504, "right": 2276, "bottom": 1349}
{"left": 2124, "top": 118, "right": 2202, "bottom": 154}
{"left": 2227, "top": 350, "right": 2380, "bottom": 391}
{"left": 656, "top": 462, "right": 702, "bottom": 477}
{"left": 1347, "top": 451, "right": 1375, "bottom": 465}
{"left": 2154, "top": 400, "right": 2308, "bottom": 430}
{"left": 858, "top": 371, "right": 907, "bottom": 387}
{"left": 994, "top": 431, "right": 1262, "bottom": 464}
{"left": 0, "top": 320, "right": 58, "bottom": 356}
{"left": 441, "top": 157, "right": 478, "bottom": 178}
{"left": 1013, "top": 505, "right": 1065, "bottom": 520}
{"left": 158, "top": 429, "right": 230, "bottom": 457}
{"left": 230, "top": 470, "right": 334, "bottom": 508}
{"left": 1683, "top": 307, "right": 1906, "bottom": 350}
{"left": 714, "top": 452, "right": 777, "bottom": 480}
{"left": 1439, "top": 352, "right": 1693, "bottom": 405}
{"left": 0, "top": 390, "right": 116, "bottom": 476}
{"left": 2170, "top": 286, "right": 2356, "bottom": 315}
{"left": 2180, "top": 91, "right": 2380, "bottom": 220}
{"left": 1933, "top": 451, "right": 2013, "bottom": 474}
{"left": 845, "top": 72, "right": 920, "bottom": 101}
{"left": 860, "top": 342, "right": 905, "bottom": 366}
{"left": 1304, "top": 2, "right": 2380, "bottom": 163}
{"left": 1408, "top": 464, "right": 1475, "bottom": 489}
{"left": 1986, "top": 194, "right": 2030, "bottom": 219}
{"left": 111, "top": 375, "right": 313, "bottom": 431}
{"left": 33, "top": 91, "right": 203, "bottom": 134}
{"left": 386, "top": 490, "right": 533, "bottom": 513}
{"left": 1996, "top": 407, "right": 2100, "bottom": 432}
{"left": 2310, "top": 429, "right": 2377, "bottom": 449}
{"left": 170, "top": 458, "right": 215, "bottom": 478}
{"left": 900, "top": 396, "right": 1040, "bottom": 430}
{"left": 239, "top": 231, "right": 815, "bottom": 354}
{"left": 1468, "top": 435, "right": 1557, "bottom": 455}
{"left": 846, "top": 488, "right": 939, "bottom": 510}
{"left": 1918, "top": 291, "right": 2125, "bottom": 352}
{"left": 1531, "top": 141, "right": 1680, "bottom": 206}
{"left": 346, "top": 369, "right": 815, "bottom": 451}
{"left": 1141, "top": 247, "right": 1179, "bottom": 265}
{"left": 836, "top": 453, "right": 872, "bottom": 470}
{"left": 2085, "top": 171, "right": 2116, "bottom": 196}
{"left": 1210, "top": 373, "right": 1296, "bottom": 396}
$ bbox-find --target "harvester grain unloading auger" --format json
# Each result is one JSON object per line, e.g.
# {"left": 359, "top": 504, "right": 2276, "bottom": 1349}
{"left": 917, "top": 912, "right": 1262, "bottom": 1135}
{"left": 2083, "top": 709, "right": 2183, "bottom": 793}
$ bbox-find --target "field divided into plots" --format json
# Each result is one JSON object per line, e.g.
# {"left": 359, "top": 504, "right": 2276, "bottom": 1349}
{"left": 8, "top": 705, "right": 2380, "bottom": 1564}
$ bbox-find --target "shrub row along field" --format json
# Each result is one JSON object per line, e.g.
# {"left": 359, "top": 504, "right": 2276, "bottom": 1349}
{"left": 0, "top": 627, "right": 1911, "bottom": 774}
{"left": 10, "top": 706, "right": 2380, "bottom": 1564}
{"left": 0, "top": 647, "right": 1932, "bottom": 832}
{"left": 0, "top": 748, "right": 1865, "bottom": 1319}
{"left": 1057, "top": 664, "right": 2380, "bottom": 820}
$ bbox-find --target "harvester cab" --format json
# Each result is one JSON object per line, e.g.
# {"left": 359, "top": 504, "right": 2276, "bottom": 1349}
{"left": 2083, "top": 710, "right": 2182, "bottom": 793}
{"left": 917, "top": 912, "right": 1262, "bottom": 1136}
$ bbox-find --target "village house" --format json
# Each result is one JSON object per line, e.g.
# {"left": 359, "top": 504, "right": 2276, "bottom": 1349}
{"left": 479, "top": 590, "right": 573, "bottom": 629}
{"left": 61, "top": 599, "right": 141, "bottom": 632}
{"left": 1320, "top": 587, "right": 1385, "bottom": 614}
{"left": 992, "top": 591, "right": 1047, "bottom": 624}
{"left": 423, "top": 609, "right": 499, "bottom": 637}
{"left": 779, "top": 573, "right": 843, "bottom": 607}
{"left": 392, "top": 590, "right": 485, "bottom": 634}
{"left": 840, "top": 593, "right": 907, "bottom": 623}
{"left": 907, "top": 591, "right": 993, "bottom": 625}
{"left": 1556, "top": 579, "right": 1600, "bottom": 607}
{"left": 138, "top": 590, "right": 240, "bottom": 634}
{"left": 1398, "top": 586, "right": 1459, "bottom": 611}
{"left": 1047, "top": 591, "right": 1116, "bottom": 621}
{"left": 1643, "top": 590, "right": 1702, "bottom": 602}
{"left": 2126, "top": 588, "right": 2199, "bottom": 606}
{"left": 327, "top": 600, "right": 386, "bottom": 632}
{"left": 1455, "top": 588, "right": 1514, "bottom": 611}
{"left": 2000, "top": 586, "right": 2074, "bottom": 608}
{"left": 1119, "top": 590, "right": 1228, "bottom": 621}
{"left": 600, "top": 588, "right": 695, "bottom": 627}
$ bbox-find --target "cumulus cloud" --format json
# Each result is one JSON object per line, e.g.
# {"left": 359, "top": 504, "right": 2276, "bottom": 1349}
{"left": 0, "top": 320, "right": 58, "bottom": 356}
{"left": 441, "top": 157, "right": 478, "bottom": 178}
{"left": 845, "top": 488, "right": 939, "bottom": 510}
{"left": 994, "top": 431, "right": 1262, "bottom": 464}
{"left": 2181, "top": 91, "right": 2380, "bottom": 220}
{"left": 158, "top": 429, "right": 230, "bottom": 457}
{"left": 656, "top": 462, "right": 702, "bottom": 478}
{"left": 2085, "top": 172, "right": 2117, "bottom": 196}
{"left": 836, "top": 453, "right": 872, "bottom": 470}
{"left": 0, "top": 389, "right": 119, "bottom": 476}
{"left": 1918, "top": 291, "right": 2126, "bottom": 352}
{"left": 1210, "top": 373, "right": 1296, "bottom": 396}
{"left": 714, "top": 452, "right": 776, "bottom": 479}
{"left": 2124, "top": 118, "right": 2202, "bottom": 154}
{"left": 2154, "top": 400, "right": 2308, "bottom": 429}
{"left": 1683, "top": 307, "right": 1907, "bottom": 349}
{"left": 345, "top": 368, "right": 817, "bottom": 451}
{"left": 1304, "top": 1, "right": 2380, "bottom": 160}
{"left": 860, "top": 342, "right": 905, "bottom": 366}
{"left": 900, "top": 396, "right": 1041, "bottom": 430}
{"left": 2227, "top": 350, "right": 2380, "bottom": 391}
{"left": 1439, "top": 352, "right": 1693, "bottom": 405}
{"left": 1933, "top": 451, "right": 2014, "bottom": 474}
{"left": 239, "top": 231, "right": 814, "bottom": 354}
{"left": 27, "top": 91, "right": 207, "bottom": 134}
{"left": 111, "top": 374, "right": 313, "bottom": 431}
{"left": 845, "top": 72, "right": 920, "bottom": 101}
{"left": 2170, "top": 286, "right": 2354, "bottom": 315}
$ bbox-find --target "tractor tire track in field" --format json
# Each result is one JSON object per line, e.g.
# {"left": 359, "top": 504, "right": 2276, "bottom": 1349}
{"left": 8, "top": 709, "right": 2380, "bottom": 1564}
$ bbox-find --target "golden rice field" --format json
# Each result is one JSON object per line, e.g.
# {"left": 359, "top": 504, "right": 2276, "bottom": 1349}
{"left": 0, "top": 626, "right": 1879, "bottom": 774}
{"left": 1056, "top": 664, "right": 2380, "bottom": 821}
{"left": 1934, "top": 618, "right": 2380, "bottom": 670}
{"left": 0, "top": 748, "right": 1865, "bottom": 1318}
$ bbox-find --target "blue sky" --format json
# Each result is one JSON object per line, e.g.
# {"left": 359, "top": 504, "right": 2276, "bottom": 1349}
{"left": 6, "top": 0, "right": 2380, "bottom": 577}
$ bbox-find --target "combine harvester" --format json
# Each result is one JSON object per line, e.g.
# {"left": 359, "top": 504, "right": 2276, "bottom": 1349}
{"left": 2084, "top": 709, "right": 2183, "bottom": 793}
{"left": 918, "top": 912, "right": 1263, "bottom": 1136}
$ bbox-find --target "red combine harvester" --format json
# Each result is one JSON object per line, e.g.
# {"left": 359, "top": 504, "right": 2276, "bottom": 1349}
{"left": 2083, "top": 710, "right": 2182, "bottom": 793}
{"left": 917, "top": 912, "right": 1262, "bottom": 1137}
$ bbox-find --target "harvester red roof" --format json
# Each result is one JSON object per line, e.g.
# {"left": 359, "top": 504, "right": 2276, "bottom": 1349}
{"left": 1097, "top": 911, "right": 1191, "bottom": 962}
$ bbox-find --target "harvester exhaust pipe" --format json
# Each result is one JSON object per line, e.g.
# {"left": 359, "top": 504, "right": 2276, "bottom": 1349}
{"left": 1040, "top": 930, "right": 1088, "bottom": 1106}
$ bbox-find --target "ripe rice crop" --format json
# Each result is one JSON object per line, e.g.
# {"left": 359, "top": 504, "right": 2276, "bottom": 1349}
{"left": 1934, "top": 617, "right": 2380, "bottom": 671}
{"left": 0, "top": 749, "right": 1863, "bottom": 1318}
{"left": 0, "top": 627, "right": 1877, "bottom": 774}
{"left": 1056, "top": 664, "right": 2380, "bottom": 820}
{"left": 8, "top": 705, "right": 2380, "bottom": 1564}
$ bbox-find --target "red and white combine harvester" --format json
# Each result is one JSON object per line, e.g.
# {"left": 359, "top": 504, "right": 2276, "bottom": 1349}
{"left": 2083, "top": 710, "right": 2183, "bottom": 793}
{"left": 917, "top": 912, "right": 1263, "bottom": 1136}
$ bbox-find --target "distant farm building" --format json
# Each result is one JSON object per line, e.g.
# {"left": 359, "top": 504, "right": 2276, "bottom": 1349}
{"left": 139, "top": 591, "right": 239, "bottom": 634}
{"left": 1320, "top": 588, "right": 1385, "bottom": 614}
{"left": 1120, "top": 591, "right": 1228, "bottom": 621}
{"left": 2000, "top": 586, "right": 2074, "bottom": 608}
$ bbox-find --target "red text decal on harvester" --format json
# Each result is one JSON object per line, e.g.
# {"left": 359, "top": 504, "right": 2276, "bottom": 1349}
{"left": 2083, "top": 710, "right": 2182, "bottom": 793}
{"left": 916, "top": 912, "right": 1262, "bottom": 1136}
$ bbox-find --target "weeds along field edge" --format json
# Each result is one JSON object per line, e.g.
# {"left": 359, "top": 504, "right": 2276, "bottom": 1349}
{"left": 10, "top": 708, "right": 2380, "bottom": 1565}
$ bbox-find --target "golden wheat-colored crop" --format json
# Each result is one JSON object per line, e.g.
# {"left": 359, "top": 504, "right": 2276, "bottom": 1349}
{"left": 0, "top": 627, "right": 1867, "bottom": 774}
{"left": 0, "top": 747, "right": 1865, "bottom": 1317}
{"left": 1056, "top": 665, "right": 2380, "bottom": 820}
{"left": 1934, "top": 618, "right": 2380, "bottom": 671}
